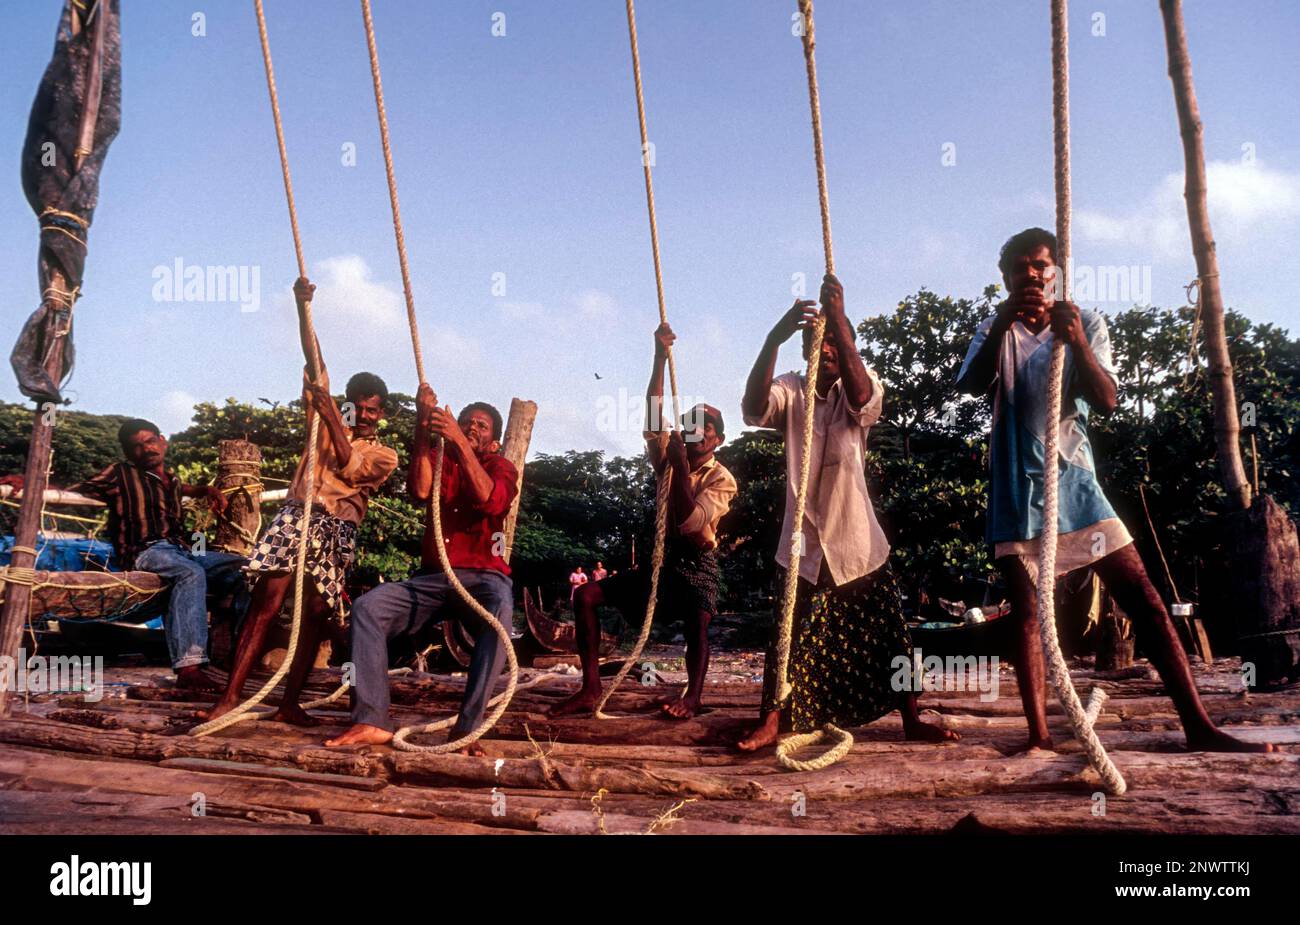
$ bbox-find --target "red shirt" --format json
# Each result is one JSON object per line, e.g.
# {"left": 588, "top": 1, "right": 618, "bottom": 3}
{"left": 421, "top": 450, "right": 519, "bottom": 576}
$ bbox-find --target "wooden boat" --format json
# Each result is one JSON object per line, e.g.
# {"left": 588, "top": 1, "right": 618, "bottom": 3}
{"left": 909, "top": 600, "right": 1014, "bottom": 659}
{"left": 522, "top": 587, "right": 618, "bottom": 656}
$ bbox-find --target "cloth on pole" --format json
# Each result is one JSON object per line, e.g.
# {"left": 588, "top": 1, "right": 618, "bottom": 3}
{"left": 11, "top": 0, "right": 122, "bottom": 403}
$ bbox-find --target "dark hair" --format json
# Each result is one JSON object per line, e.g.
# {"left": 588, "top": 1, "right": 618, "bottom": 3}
{"left": 998, "top": 227, "right": 1058, "bottom": 279}
{"left": 681, "top": 403, "right": 725, "bottom": 442}
{"left": 459, "top": 401, "right": 504, "bottom": 441}
{"left": 118, "top": 418, "right": 161, "bottom": 449}
{"left": 802, "top": 324, "right": 851, "bottom": 358}
{"left": 345, "top": 371, "right": 389, "bottom": 407}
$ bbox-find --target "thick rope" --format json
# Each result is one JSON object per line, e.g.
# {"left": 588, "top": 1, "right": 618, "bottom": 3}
{"left": 192, "top": 0, "right": 321, "bottom": 738}
{"left": 360, "top": 0, "right": 517, "bottom": 752}
{"left": 590, "top": 0, "right": 680, "bottom": 719}
{"left": 773, "top": 0, "right": 842, "bottom": 773}
{"left": 1038, "top": 0, "right": 1126, "bottom": 795}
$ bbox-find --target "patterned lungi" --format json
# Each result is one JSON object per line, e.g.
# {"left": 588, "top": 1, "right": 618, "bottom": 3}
{"left": 245, "top": 501, "right": 357, "bottom": 619}
{"left": 760, "top": 563, "right": 912, "bottom": 732}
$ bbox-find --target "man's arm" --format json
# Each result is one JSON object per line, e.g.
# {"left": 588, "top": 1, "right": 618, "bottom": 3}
{"left": 407, "top": 383, "right": 438, "bottom": 500}
{"left": 1052, "top": 302, "right": 1118, "bottom": 414}
{"left": 956, "top": 302, "right": 1016, "bottom": 397}
{"left": 180, "top": 481, "right": 229, "bottom": 516}
{"left": 428, "top": 405, "right": 497, "bottom": 507}
{"left": 303, "top": 377, "right": 353, "bottom": 470}
{"left": 646, "top": 323, "right": 674, "bottom": 434}
{"left": 294, "top": 277, "right": 323, "bottom": 376}
{"left": 819, "top": 274, "right": 872, "bottom": 409}
{"left": 662, "top": 432, "right": 701, "bottom": 542}
{"left": 742, "top": 299, "right": 817, "bottom": 422}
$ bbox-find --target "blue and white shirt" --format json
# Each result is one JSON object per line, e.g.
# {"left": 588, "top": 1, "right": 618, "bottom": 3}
{"left": 958, "top": 309, "right": 1121, "bottom": 546}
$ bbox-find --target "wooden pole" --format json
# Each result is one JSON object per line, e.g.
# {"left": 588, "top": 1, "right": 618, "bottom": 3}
{"left": 0, "top": 271, "right": 71, "bottom": 716}
{"left": 1158, "top": 0, "right": 1252, "bottom": 511}
{"left": 498, "top": 398, "right": 537, "bottom": 564}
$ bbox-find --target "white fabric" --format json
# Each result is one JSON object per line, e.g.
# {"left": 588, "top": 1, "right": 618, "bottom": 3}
{"left": 996, "top": 516, "right": 1133, "bottom": 584}
{"left": 743, "top": 369, "right": 889, "bottom": 586}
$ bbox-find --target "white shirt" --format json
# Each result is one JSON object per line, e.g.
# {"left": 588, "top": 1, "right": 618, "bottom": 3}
{"left": 743, "top": 369, "right": 890, "bottom": 587}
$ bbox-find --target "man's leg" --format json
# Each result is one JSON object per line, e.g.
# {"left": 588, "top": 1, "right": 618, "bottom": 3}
{"left": 134, "top": 542, "right": 217, "bottom": 691}
{"left": 737, "top": 577, "right": 809, "bottom": 752}
{"left": 550, "top": 579, "right": 613, "bottom": 716}
{"left": 447, "top": 570, "right": 515, "bottom": 755}
{"left": 268, "top": 585, "right": 333, "bottom": 727}
{"left": 1093, "top": 543, "right": 1273, "bottom": 753}
{"left": 662, "top": 606, "right": 711, "bottom": 720}
{"left": 996, "top": 555, "right": 1054, "bottom": 751}
{"left": 325, "top": 573, "right": 450, "bottom": 747}
{"left": 200, "top": 571, "right": 293, "bottom": 720}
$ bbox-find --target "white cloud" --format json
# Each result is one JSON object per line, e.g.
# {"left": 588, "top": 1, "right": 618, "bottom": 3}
{"left": 155, "top": 390, "right": 198, "bottom": 436}
{"left": 307, "top": 254, "right": 406, "bottom": 329}
{"left": 1077, "top": 162, "right": 1300, "bottom": 259}
{"left": 574, "top": 289, "right": 617, "bottom": 318}
{"left": 500, "top": 300, "right": 545, "bottom": 320}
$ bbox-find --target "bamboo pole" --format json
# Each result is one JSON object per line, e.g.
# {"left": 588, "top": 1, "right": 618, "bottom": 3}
{"left": 1158, "top": 0, "right": 1252, "bottom": 511}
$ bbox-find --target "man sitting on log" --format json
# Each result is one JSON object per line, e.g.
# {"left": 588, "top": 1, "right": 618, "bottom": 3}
{"left": 551, "top": 322, "right": 738, "bottom": 720}
{"left": 325, "top": 385, "right": 518, "bottom": 756}
{"left": 956, "top": 227, "right": 1272, "bottom": 753}
{"left": 737, "top": 274, "right": 957, "bottom": 752}
{"left": 201, "top": 277, "right": 398, "bottom": 725}
{"left": 2, "top": 421, "right": 245, "bottom": 691}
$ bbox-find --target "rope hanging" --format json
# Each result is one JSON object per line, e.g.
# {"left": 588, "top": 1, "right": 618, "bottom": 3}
{"left": 590, "top": 0, "right": 680, "bottom": 719}
{"left": 1037, "top": 0, "right": 1126, "bottom": 795}
{"left": 772, "top": 0, "right": 851, "bottom": 773}
{"left": 192, "top": 0, "right": 322, "bottom": 737}
{"left": 360, "top": 0, "right": 518, "bottom": 753}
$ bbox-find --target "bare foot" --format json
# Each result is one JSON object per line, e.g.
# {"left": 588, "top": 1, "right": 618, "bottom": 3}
{"left": 174, "top": 666, "right": 221, "bottom": 694}
{"left": 735, "top": 711, "right": 781, "bottom": 752}
{"left": 903, "top": 717, "right": 960, "bottom": 743}
{"left": 661, "top": 696, "right": 700, "bottom": 720}
{"left": 268, "top": 703, "right": 320, "bottom": 727}
{"left": 1185, "top": 728, "right": 1275, "bottom": 753}
{"left": 1012, "top": 735, "right": 1055, "bottom": 754}
{"left": 453, "top": 741, "right": 487, "bottom": 757}
{"left": 195, "top": 696, "right": 238, "bottom": 721}
{"left": 548, "top": 687, "right": 602, "bottom": 717}
{"left": 324, "top": 723, "right": 393, "bottom": 747}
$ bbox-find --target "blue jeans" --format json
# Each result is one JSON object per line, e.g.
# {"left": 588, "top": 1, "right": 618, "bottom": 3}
{"left": 133, "top": 541, "right": 250, "bottom": 670}
{"left": 348, "top": 568, "right": 513, "bottom": 734}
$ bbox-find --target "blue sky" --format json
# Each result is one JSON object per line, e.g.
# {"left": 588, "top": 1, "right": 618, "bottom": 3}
{"left": 2, "top": 1, "right": 1297, "bottom": 458}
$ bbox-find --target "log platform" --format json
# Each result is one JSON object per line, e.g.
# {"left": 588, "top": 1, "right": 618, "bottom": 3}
{"left": 1, "top": 654, "right": 1296, "bottom": 835}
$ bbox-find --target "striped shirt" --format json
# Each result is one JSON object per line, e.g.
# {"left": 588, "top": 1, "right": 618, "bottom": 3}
{"left": 70, "top": 462, "right": 186, "bottom": 568}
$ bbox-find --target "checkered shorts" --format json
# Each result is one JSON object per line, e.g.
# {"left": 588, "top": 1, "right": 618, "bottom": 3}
{"left": 245, "top": 501, "right": 358, "bottom": 619}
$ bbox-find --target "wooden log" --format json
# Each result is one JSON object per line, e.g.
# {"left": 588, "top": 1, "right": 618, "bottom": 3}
{"left": 499, "top": 397, "right": 537, "bottom": 564}
{"left": 158, "top": 756, "right": 388, "bottom": 791}
{"left": 213, "top": 438, "right": 263, "bottom": 556}
{"left": 1229, "top": 495, "right": 1300, "bottom": 688}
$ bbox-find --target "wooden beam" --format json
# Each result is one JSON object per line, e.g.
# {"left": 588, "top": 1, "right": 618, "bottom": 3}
{"left": 498, "top": 397, "right": 537, "bottom": 563}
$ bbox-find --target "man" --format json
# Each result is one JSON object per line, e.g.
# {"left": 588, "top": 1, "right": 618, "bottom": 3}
{"left": 591, "top": 561, "right": 608, "bottom": 583}
{"left": 569, "top": 565, "right": 587, "bottom": 603}
{"left": 551, "top": 322, "right": 737, "bottom": 720}
{"left": 202, "top": 277, "right": 398, "bottom": 725}
{"left": 325, "top": 386, "right": 518, "bottom": 756}
{"left": 957, "top": 228, "right": 1271, "bottom": 754}
{"left": 2, "top": 421, "right": 245, "bottom": 691}
{"left": 737, "top": 275, "right": 955, "bottom": 751}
